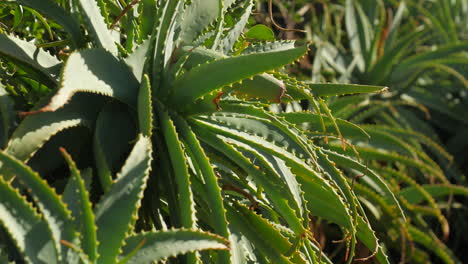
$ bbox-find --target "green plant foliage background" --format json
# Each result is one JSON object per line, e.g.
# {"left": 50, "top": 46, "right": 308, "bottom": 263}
{"left": 0, "top": 0, "right": 466, "bottom": 263}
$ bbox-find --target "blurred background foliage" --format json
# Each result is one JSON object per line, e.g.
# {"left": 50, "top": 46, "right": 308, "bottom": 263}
{"left": 253, "top": 0, "right": 467, "bottom": 262}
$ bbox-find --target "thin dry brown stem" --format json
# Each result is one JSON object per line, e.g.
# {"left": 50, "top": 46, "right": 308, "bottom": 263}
{"left": 397, "top": 226, "right": 407, "bottom": 264}
{"left": 110, "top": 0, "right": 140, "bottom": 29}
{"left": 351, "top": 161, "right": 367, "bottom": 191}
{"left": 221, "top": 184, "right": 259, "bottom": 210}
{"left": 268, "top": 0, "right": 306, "bottom": 33}
{"left": 305, "top": 230, "right": 323, "bottom": 262}
{"left": 354, "top": 242, "right": 378, "bottom": 262}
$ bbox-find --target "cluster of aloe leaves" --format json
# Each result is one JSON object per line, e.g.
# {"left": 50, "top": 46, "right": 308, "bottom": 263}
{"left": 0, "top": 0, "right": 466, "bottom": 263}
{"left": 264, "top": 0, "right": 468, "bottom": 262}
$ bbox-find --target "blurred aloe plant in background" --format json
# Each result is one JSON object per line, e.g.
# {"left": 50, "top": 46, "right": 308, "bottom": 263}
{"left": 256, "top": 0, "right": 468, "bottom": 263}
{"left": 0, "top": 0, "right": 467, "bottom": 263}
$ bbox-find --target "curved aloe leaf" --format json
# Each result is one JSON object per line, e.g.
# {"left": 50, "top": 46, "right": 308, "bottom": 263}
{"left": 225, "top": 202, "right": 297, "bottom": 264}
{"left": 95, "top": 135, "right": 152, "bottom": 264}
{"left": 241, "top": 41, "right": 297, "bottom": 55}
{"left": 74, "top": 0, "right": 118, "bottom": 55}
{"left": 61, "top": 149, "right": 97, "bottom": 262}
{"left": 0, "top": 34, "right": 62, "bottom": 86}
{"left": 158, "top": 105, "right": 196, "bottom": 229}
{"left": 399, "top": 184, "right": 468, "bottom": 204}
{"left": 0, "top": 151, "right": 78, "bottom": 262}
{"left": 172, "top": 45, "right": 308, "bottom": 106}
{"left": 93, "top": 102, "right": 136, "bottom": 192}
{"left": 173, "top": 115, "right": 231, "bottom": 262}
{"left": 5, "top": 94, "right": 104, "bottom": 163}
{"left": 176, "top": 47, "right": 289, "bottom": 105}
{"left": 38, "top": 49, "right": 138, "bottom": 112}
{"left": 355, "top": 216, "right": 389, "bottom": 264}
{"left": 137, "top": 75, "right": 153, "bottom": 137}
{"left": 195, "top": 128, "right": 306, "bottom": 232}
{"left": 178, "top": 0, "right": 221, "bottom": 45}
{"left": 0, "top": 177, "right": 57, "bottom": 263}
{"left": 125, "top": 39, "right": 150, "bottom": 82}
{"left": 322, "top": 148, "right": 406, "bottom": 221}
{"left": 316, "top": 150, "right": 357, "bottom": 264}
{"left": 279, "top": 112, "right": 370, "bottom": 139}
{"left": 120, "top": 229, "right": 229, "bottom": 263}
{"left": 308, "top": 83, "right": 387, "bottom": 97}
{"left": 409, "top": 226, "right": 460, "bottom": 264}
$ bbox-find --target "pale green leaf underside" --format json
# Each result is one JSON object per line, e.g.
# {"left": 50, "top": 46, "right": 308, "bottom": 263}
{"left": 0, "top": 34, "right": 62, "bottom": 85}
{"left": 5, "top": 94, "right": 104, "bottom": 162}
{"left": 42, "top": 49, "right": 138, "bottom": 112}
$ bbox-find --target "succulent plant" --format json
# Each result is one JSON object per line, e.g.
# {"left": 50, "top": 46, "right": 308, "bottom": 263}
{"left": 0, "top": 0, "right": 466, "bottom": 263}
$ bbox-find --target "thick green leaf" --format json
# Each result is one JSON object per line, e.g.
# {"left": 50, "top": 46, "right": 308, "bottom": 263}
{"left": 5, "top": 94, "right": 103, "bottom": 163}
{"left": 178, "top": 0, "right": 221, "bottom": 45}
{"left": 0, "top": 150, "right": 78, "bottom": 262}
{"left": 0, "top": 177, "right": 57, "bottom": 263}
{"left": 93, "top": 102, "right": 136, "bottom": 192}
{"left": 279, "top": 112, "right": 370, "bottom": 139}
{"left": 74, "top": 0, "right": 118, "bottom": 55}
{"left": 316, "top": 150, "right": 357, "bottom": 264}
{"left": 61, "top": 149, "right": 97, "bottom": 262}
{"left": 172, "top": 45, "right": 308, "bottom": 106}
{"left": 137, "top": 75, "right": 153, "bottom": 137}
{"left": 173, "top": 116, "right": 231, "bottom": 262}
{"left": 226, "top": 202, "right": 294, "bottom": 264}
{"left": 241, "top": 41, "right": 296, "bottom": 55}
{"left": 158, "top": 106, "right": 196, "bottom": 229}
{"left": 355, "top": 216, "right": 389, "bottom": 264}
{"left": 399, "top": 184, "right": 468, "bottom": 204}
{"left": 38, "top": 49, "right": 138, "bottom": 112}
{"left": 121, "top": 229, "right": 229, "bottom": 263}
{"left": 95, "top": 135, "right": 152, "bottom": 264}
{"left": 409, "top": 226, "right": 459, "bottom": 264}
{"left": 197, "top": 112, "right": 309, "bottom": 159}
{"left": 195, "top": 127, "right": 306, "bottom": 233}
{"left": 245, "top": 25, "right": 275, "bottom": 41}
{"left": 308, "top": 83, "right": 387, "bottom": 97}
{"left": 150, "top": 0, "right": 181, "bottom": 84}
{"left": 322, "top": 148, "right": 406, "bottom": 220}
{"left": 125, "top": 39, "right": 150, "bottom": 82}
{"left": 232, "top": 73, "right": 286, "bottom": 103}
{"left": 0, "top": 34, "right": 62, "bottom": 86}
{"left": 176, "top": 47, "right": 288, "bottom": 104}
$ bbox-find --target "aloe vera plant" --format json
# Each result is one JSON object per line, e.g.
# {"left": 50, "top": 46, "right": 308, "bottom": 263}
{"left": 0, "top": 0, "right": 466, "bottom": 263}
{"left": 259, "top": 0, "right": 468, "bottom": 262}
